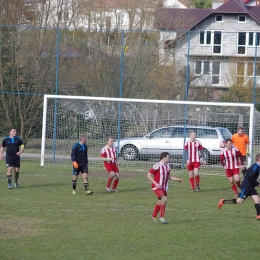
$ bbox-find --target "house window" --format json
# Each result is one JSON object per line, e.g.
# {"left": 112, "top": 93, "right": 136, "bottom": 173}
{"left": 194, "top": 60, "right": 221, "bottom": 85}
{"left": 248, "top": 32, "right": 254, "bottom": 46}
{"left": 215, "top": 15, "right": 223, "bottom": 22}
{"left": 199, "top": 31, "right": 211, "bottom": 45}
{"left": 237, "top": 62, "right": 260, "bottom": 77}
{"left": 238, "top": 16, "right": 246, "bottom": 23}
{"left": 213, "top": 31, "right": 222, "bottom": 54}
{"left": 247, "top": 32, "right": 260, "bottom": 46}
{"left": 238, "top": 32, "right": 246, "bottom": 54}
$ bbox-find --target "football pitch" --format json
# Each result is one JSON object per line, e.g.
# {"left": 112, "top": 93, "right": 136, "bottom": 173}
{"left": 0, "top": 161, "right": 259, "bottom": 260}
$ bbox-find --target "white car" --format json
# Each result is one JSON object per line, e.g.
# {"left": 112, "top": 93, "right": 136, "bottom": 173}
{"left": 113, "top": 125, "right": 232, "bottom": 162}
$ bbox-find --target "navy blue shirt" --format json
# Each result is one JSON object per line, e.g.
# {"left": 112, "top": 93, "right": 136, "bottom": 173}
{"left": 71, "top": 142, "right": 88, "bottom": 166}
{"left": 2, "top": 136, "right": 23, "bottom": 157}
{"left": 241, "top": 163, "right": 260, "bottom": 188}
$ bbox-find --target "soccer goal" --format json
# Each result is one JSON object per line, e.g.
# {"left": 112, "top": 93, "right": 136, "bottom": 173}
{"left": 41, "top": 95, "right": 256, "bottom": 175}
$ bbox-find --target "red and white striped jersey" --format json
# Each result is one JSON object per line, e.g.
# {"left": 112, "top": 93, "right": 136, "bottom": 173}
{"left": 184, "top": 139, "right": 203, "bottom": 163}
{"left": 220, "top": 147, "right": 242, "bottom": 169}
{"left": 101, "top": 146, "right": 117, "bottom": 164}
{"left": 149, "top": 163, "right": 170, "bottom": 191}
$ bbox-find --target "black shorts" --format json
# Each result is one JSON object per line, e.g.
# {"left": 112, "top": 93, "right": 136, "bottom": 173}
{"left": 73, "top": 165, "right": 88, "bottom": 175}
{"left": 6, "top": 155, "right": 20, "bottom": 168}
{"left": 239, "top": 186, "right": 258, "bottom": 200}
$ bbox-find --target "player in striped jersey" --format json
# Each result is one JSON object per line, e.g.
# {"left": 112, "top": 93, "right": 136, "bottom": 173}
{"left": 220, "top": 138, "right": 244, "bottom": 195}
{"left": 184, "top": 131, "right": 206, "bottom": 192}
{"left": 101, "top": 137, "right": 120, "bottom": 192}
{"left": 218, "top": 153, "right": 260, "bottom": 220}
{"left": 147, "top": 152, "right": 183, "bottom": 224}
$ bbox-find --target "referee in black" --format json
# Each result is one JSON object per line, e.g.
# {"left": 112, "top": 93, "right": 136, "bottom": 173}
{"left": 71, "top": 135, "right": 93, "bottom": 195}
{"left": 0, "top": 127, "right": 24, "bottom": 189}
{"left": 218, "top": 153, "right": 260, "bottom": 220}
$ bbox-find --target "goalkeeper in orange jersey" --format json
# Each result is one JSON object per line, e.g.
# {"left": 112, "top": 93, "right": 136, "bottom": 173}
{"left": 71, "top": 135, "right": 93, "bottom": 195}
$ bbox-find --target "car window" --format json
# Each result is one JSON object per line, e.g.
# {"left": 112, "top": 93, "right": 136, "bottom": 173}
{"left": 219, "top": 128, "right": 232, "bottom": 139}
{"left": 150, "top": 128, "right": 171, "bottom": 138}
{"left": 173, "top": 127, "right": 191, "bottom": 138}
{"left": 197, "top": 129, "right": 218, "bottom": 139}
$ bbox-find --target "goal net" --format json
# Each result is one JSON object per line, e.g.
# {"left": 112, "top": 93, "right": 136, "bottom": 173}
{"left": 41, "top": 95, "right": 256, "bottom": 175}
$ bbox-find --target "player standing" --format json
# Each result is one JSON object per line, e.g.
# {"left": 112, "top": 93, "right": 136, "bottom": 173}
{"left": 220, "top": 138, "right": 244, "bottom": 195}
{"left": 184, "top": 131, "right": 206, "bottom": 192}
{"left": 218, "top": 153, "right": 260, "bottom": 220}
{"left": 101, "top": 137, "right": 120, "bottom": 192}
{"left": 0, "top": 127, "right": 24, "bottom": 189}
{"left": 231, "top": 127, "right": 250, "bottom": 177}
{"left": 147, "top": 152, "right": 183, "bottom": 224}
{"left": 71, "top": 135, "right": 93, "bottom": 195}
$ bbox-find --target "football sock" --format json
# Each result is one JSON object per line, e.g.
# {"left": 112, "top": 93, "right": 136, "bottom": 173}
{"left": 152, "top": 204, "right": 160, "bottom": 218}
{"left": 189, "top": 178, "right": 195, "bottom": 190}
{"left": 7, "top": 175, "right": 12, "bottom": 184}
{"left": 224, "top": 199, "right": 237, "bottom": 204}
{"left": 112, "top": 179, "right": 119, "bottom": 189}
{"left": 254, "top": 203, "right": 260, "bottom": 215}
{"left": 160, "top": 205, "right": 166, "bottom": 218}
{"left": 195, "top": 175, "right": 200, "bottom": 187}
{"left": 231, "top": 184, "right": 238, "bottom": 195}
{"left": 84, "top": 183, "right": 89, "bottom": 191}
{"left": 236, "top": 181, "right": 241, "bottom": 188}
{"left": 106, "top": 177, "right": 113, "bottom": 188}
{"left": 72, "top": 180, "right": 77, "bottom": 190}
{"left": 14, "top": 172, "right": 19, "bottom": 182}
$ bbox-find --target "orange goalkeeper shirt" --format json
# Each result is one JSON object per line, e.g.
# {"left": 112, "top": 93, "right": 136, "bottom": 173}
{"left": 231, "top": 133, "right": 249, "bottom": 156}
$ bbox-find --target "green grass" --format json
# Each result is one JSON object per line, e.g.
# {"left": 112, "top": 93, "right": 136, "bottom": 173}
{"left": 0, "top": 161, "right": 259, "bottom": 260}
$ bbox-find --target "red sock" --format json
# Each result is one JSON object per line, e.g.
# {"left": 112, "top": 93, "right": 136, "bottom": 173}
{"left": 160, "top": 205, "right": 166, "bottom": 218}
{"left": 231, "top": 184, "right": 238, "bottom": 195}
{"left": 236, "top": 181, "right": 241, "bottom": 188}
{"left": 190, "top": 178, "right": 195, "bottom": 190}
{"left": 112, "top": 179, "right": 119, "bottom": 189}
{"left": 106, "top": 177, "right": 113, "bottom": 188}
{"left": 195, "top": 175, "right": 200, "bottom": 187}
{"left": 152, "top": 204, "right": 160, "bottom": 218}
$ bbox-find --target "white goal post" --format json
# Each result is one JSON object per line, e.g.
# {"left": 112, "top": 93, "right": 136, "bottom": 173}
{"left": 41, "top": 94, "right": 255, "bottom": 174}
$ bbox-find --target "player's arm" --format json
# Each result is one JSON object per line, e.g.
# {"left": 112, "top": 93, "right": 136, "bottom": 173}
{"left": 247, "top": 167, "right": 260, "bottom": 187}
{"left": 220, "top": 153, "right": 226, "bottom": 168}
{"left": 100, "top": 149, "right": 112, "bottom": 161}
{"left": 169, "top": 175, "right": 183, "bottom": 183}
{"left": 147, "top": 171, "right": 161, "bottom": 189}
{"left": 0, "top": 145, "right": 4, "bottom": 160}
{"left": 17, "top": 142, "right": 25, "bottom": 156}
{"left": 71, "top": 147, "right": 78, "bottom": 168}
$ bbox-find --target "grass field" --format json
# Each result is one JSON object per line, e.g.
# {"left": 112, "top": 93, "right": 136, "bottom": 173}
{"left": 0, "top": 160, "right": 260, "bottom": 260}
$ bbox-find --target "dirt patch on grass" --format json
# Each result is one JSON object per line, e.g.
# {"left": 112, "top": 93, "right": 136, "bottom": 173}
{"left": 0, "top": 217, "right": 44, "bottom": 239}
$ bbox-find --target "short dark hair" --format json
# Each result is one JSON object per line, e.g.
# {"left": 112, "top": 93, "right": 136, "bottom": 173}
{"left": 9, "top": 127, "right": 16, "bottom": 132}
{"left": 160, "top": 152, "right": 169, "bottom": 160}
{"left": 225, "top": 138, "right": 232, "bottom": 143}
{"left": 237, "top": 126, "right": 244, "bottom": 131}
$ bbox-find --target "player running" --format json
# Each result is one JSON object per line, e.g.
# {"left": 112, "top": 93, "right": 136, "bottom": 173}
{"left": 101, "top": 137, "right": 120, "bottom": 192}
{"left": 71, "top": 135, "right": 93, "bottom": 195}
{"left": 184, "top": 131, "right": 206, "bottom": 192}
{"left": 218, "top": 153, "right": 260, "bottom": 220}
{"left": 220, "top": 138, "right": 244, "bottom": 195}
{"left": 0, "top": 127, "right": 24, "bottom": 189}
{"left": 147, "top": 152, "right": 183, "bottom": 224}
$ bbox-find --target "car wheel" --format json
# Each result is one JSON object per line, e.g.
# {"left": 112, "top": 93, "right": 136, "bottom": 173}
{"left": 122, "top": 145, "right": 139, "bottom": 161}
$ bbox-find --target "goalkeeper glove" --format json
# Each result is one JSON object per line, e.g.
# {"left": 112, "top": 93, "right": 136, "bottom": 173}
{"left": 73, "top": 161, "right": 79, "bottom": 169}
{"left": 246, "top": 149, "right": 250, "bottom": 155}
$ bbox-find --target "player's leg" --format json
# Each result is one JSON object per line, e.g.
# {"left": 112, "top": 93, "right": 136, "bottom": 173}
{"left": 111, "top": 165, "right": 120, "bottom": 192}
{"left": 227, "top": 171, "right": 238, "bottom": 195}
{"left": 234, "top": 171, "right": 241, "bottom": 188}
{"left": 250, "top": 192, "right": 260, "bottom": 219}
{"left": 82, "top": 171, "right": 93, "bottom": 195}
{"left": 158, "top": 195, "right": 168, "bottom": 224}
{"left": 194, "top": 164, "right": 200, "bottom": 191}
{"left": 7, "top": 166, "right": 13, "bottom": 189}
{"left": 72, "top": 168, "right": 79, "bottom": 194}
{"left": 105, "top": 164, "right": 115, "bottom": 192}
{"left": 218, "top": 188, "right": 247, "bottom": 209}
{"left": 241, "top": 155, "right": 247, "bottom": 177}
{"left": 188, "top": 163, "right": 195, "bottom": 191}
{"left": 13, "top": 157, "right": 21, "bottom": 188}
